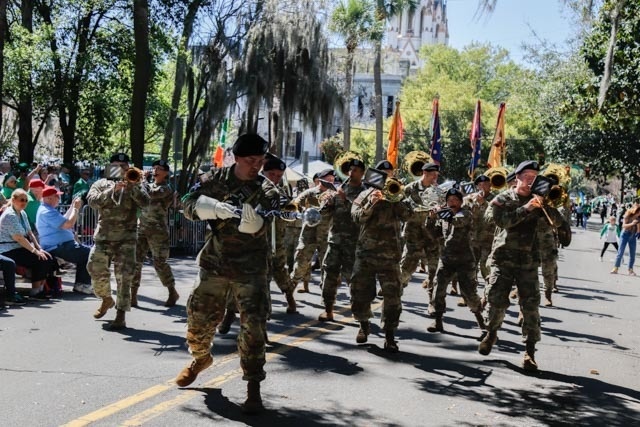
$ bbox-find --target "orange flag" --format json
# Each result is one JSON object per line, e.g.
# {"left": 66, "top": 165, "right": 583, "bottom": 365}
{"left": 486, "top": 102, "right": 506, "bottom": 168}
{"left": 386, "top": 102, "right": 403, "bottom": 168}
{"left": 213, "top": 146, "right": 224, "bottom": 168}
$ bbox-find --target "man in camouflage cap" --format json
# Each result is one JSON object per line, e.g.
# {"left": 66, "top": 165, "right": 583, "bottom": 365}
{"left": 479, "top": 160, "right": 565, "bottom": 371}
{"left": 87, "top": 152, "right": 150, "bottom": 330}
{"left": 174, "top": 134, "right": 278, "bottom": 414}
{"left": 131, "top": 159, "right": 179, "bottom": 308}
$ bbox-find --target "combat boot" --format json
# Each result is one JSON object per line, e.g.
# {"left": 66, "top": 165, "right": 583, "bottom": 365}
{"left": 297, "top": 281, "right": 309, "bottom": 293}
{"left": 175, "top": 354, "right": 213, "bottom": 387}
{"left": 241, "top": 380, "right": 264, "bottom": 414}
{"left": 457, "top": 297, "right": 467, "bottom": 307}
{"left": 421, "top": 278, "right": 430, "bottom": 289}
{"left": 427, "top": 314, "right": 444, "bottom": 333}
{"left": 523, "top": 341, "right": 538, "bottom": 371}
{"left": 383, "top": 330, "right": 399, "bottom": 353}
{"left": 318, "top": 303, "right": 334, "bottom": 321}
{"left": 165, "top": 286, "right": 179, "bottom": 307}
{"left": 109, "top": 309, "right": 127, "bottom": 330}
{"left": 450, "top": 281, "right": 459, "bottom": 296}
{"left": 356, "top": 321, "right": 370, "bottom": 344}
{"left": 478, "top": 330, "right": 498, "bottom": 355}
{"left": 217, "top": 310, "right": 236, "bottom": 334}
{"left": 509, "top": 288, "right": 518, "bottom": 299}
{"left": 285, "top": 291, "right": 297, "bottom": 314}
{"left": 474, "top": 312, "right": 486, "bottom": 330}
{"left": 544, "top": 288, "right": 553, "bottom": 307}
{"left": 131, "top": 287, "right": 139, "bottom": 308}
{"left": 93, "top": 296, "right": 115, "bottom": 319}
{"left": 517, "top": 311, "right": 524, "bottom": 327}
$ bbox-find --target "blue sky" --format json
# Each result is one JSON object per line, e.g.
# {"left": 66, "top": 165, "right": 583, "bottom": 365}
{"left": 446, "top": 0, "right": 577, "bottom": 63}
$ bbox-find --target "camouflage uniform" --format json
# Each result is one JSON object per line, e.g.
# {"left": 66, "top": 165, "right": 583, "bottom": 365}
{"left": 267, "top": 181, "right": 295, "bottom": 294}
{"left": 350, "top": 188, "right": 412, "bottom": 332}
{"left": 182, "top": 166, "right": 279, "bottom": 382}
{"left": 87, "top": 178, "right": 150, "bottom": 311}
{"left": 399, "top": 180, "right": 434, "bottom": 287}
{"left": 132, "top": 179, "right": 175, "bottom": 291}
{"left": 536, "top": 216, "right": 558, "bottom": 297}
{"left": 483, "top": 189, "right": 564, "bottom": 345}
{"left": 431, "top": 207, "right": 482, "bottom": 315}
{"left": 463, "top": 191, "right": 496, "bottom": 282}
{"left": 289, "top": 187, "right": 333, "bottom": 285}
{"left": 418, "top": 184, "right": 445, "bottom": 289}
{"left": 321, "top": 182, "right": 366, "bottom": 307}
{"left": 284, "top": 220, "right": 302, "bottom": 270}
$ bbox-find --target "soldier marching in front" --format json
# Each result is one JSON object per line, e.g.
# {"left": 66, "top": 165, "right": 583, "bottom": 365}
{"left": 318, "top": 158, "right": 366, "bottom": 321}
{"left": 131, "top": 159, "right": 179, "bottom": 308}
{"left": 174, "top": 134, "right": 278, "bottom": 413}
{"left": 87, "top": 153, "right": 150, "bottom": 329}
{"left": 463, "top": 174, "right": 496, "bottom": 288}
{"left": 478, "top": 160, "right": 565, "bottom": 371}
{"left": 350, "top": 161, "right": 412, "bottom": 352}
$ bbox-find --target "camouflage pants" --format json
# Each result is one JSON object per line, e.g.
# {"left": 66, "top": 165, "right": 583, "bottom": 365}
{"left": 350, "top": 256, "right": 403, "bottom": 332}
{"left": 484, "top": 258, "right": 541, "bottom": 343}
{"left": 472, "top": 243, "right": 492, "bottom": 282}
{"left": 132, "top": 230, "right": 175, "bottom": 289}
{"left": 87, "top": 240, "right": 136, "bottom": 311}
{"left": 539, "top": 248, "right": 558, "bottom": 291}
{"left": 400, "top": 238, "right": 439, "bottom": 287}
{"left": 186, "top": 268, "right": 269, "bottom": 382}
{"left": 321, "top": 240, "right": 357, "bottom": 306}
{"left": 270, "top": 222, "right": 293, "bottom": 294}
{"left": 290, "top": 236, "right": 328, "bottom": 284}
{"left": 432, "top": 259, "right": 481, "bottom": 314}
{"left": 284, "top": 225, "right": 302, "bottom": 270}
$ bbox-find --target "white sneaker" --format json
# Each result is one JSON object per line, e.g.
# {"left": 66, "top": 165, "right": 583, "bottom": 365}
{"left": 599, "top": 257, "right": 603, "bottom": 262}
{"left": 73, "top": 284, "right": 94, "bottom": 295}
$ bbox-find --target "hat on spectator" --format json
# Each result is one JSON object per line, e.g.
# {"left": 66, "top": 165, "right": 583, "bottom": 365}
{"left": 514, "top": 160, "right": 540, "bottom": 175}
{"left": 17, "top": 162, "right": 30, "bottom": 171}
{"left": 421, "top": 162, "right": 440, "bottom": 172}
{"left": 375, "top": 160, "right": 394, "bottom": 171}
{"left": 28, "top": 179, "right": 45, "bottom": 188}
{"left": 263, "top": 153, "right": 286, "bottom": 171}
{"left": 110, "top": 153, "right": 130, "bottom": 163}
{"left": 2, "top": 173, "right": 16, "bottom": 186}
{"left": 42, "top": 186, "right": 63, "bottom": 198}
{"left": 152, "top": 159, "right": 170, "bottom": 171}
{"left": 232, "top": 134, "right": 268, "bottom": 157}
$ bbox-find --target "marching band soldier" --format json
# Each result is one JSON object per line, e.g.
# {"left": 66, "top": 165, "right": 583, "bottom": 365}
{"left": 131, "top": 159, "right": 179, "bottom": 308}
{"left": 463, "top": 174, "right": 496, "bottom": 286}
{"left": 350, "top": 161, "right": 412, "bottom": 352}
{"left": 318, "top": 158, "right": 366, "bottom": 321}
{"left": 427, "top": 187, "right": 485, "bottom": 333}
{"left": 174, "top": 134, "right": 279, "bottom": 413}
{"left": 537, "top": 214, "right": 559, "bottom": 307}
{"left": 289, "top": 169, "right": 335, "bottom": 293}
{"left": 478, "top": 160, "right": 565, "bottom": 371}
{"left": 283, "top": 179, "right": 308, "bottom": 271}
{"left": 87, "top": 153, "right": 150, "bottom": 330}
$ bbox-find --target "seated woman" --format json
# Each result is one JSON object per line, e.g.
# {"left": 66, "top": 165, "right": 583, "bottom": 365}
{"left": 0, "top": 189, "right": 57, "bottom": 300}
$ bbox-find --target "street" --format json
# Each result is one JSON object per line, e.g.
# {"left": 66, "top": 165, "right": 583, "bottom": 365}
{"left": 1, "top": 216, "right": 639, "bottom": 426}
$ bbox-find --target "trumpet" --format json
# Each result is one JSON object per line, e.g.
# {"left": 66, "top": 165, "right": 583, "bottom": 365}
{"left": 125, "top": 166, "right": 143, "bottom": 183}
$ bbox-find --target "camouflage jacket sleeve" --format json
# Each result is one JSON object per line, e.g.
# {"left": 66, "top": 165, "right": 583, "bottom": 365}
{"left": 351, "top": 187, "right": 376, "bottom": 225}
{"left": 144, "top": 181, "right": 174, "bottom": 209}
{"left": 486, "top": 190, "right": 540, "bottom": 230}
{"left": 129, "top": 182, "right": 150, "bottom": 208}
{"left": 87, "top": 178, "right": 116, "bottom": 209}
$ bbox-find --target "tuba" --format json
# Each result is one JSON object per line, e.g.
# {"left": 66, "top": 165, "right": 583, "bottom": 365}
{"left": 403, "top": 151, "right": 433, "bottom": 180}
{"left": 333, "top": 151, "right": 362, "bottom": 181}
{"left": 484, "top": 166, "right": 510, "bottom": 191}
{"left": 382, "top": 177, "right": 404, "bottom": 203}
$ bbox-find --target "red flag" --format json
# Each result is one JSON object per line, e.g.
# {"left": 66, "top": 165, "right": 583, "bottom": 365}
{"left": 487, "top": 102, "right": 506, "bottom": 168}
{"left": 386, "top": 102, "right": 403, "bottom": 168}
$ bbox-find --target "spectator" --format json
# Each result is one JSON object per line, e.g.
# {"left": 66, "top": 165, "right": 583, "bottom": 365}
{"left": 0, "top": 189, "right": 57, "bottom": 300}
{"left": 0, "top": 254, "right": 25, "bottom": 306}
{"left": 611, "top": 203, "right": 640, "bottom": 275}
{"left": 36, "top": 187, "right": 93, "bottom": 295}
{"left": 72, "top": 169, "right": 91, "bottom": 200}
{"left": 25, "top": 178, "right": 45, "bottom": 229}
{"left": 600, "top": 203, "right": 607, "bottom": 224}
{"left": 2, "top": 174, "right": 18, "bottom": 199}
{"left": 599, "top": 216, "right": 620, "bottom": 262}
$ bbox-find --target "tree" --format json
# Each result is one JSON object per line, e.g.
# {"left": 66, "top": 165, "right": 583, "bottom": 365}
{"left": 329, "top": 0, "right": 377, "bottom": 151}
{"left": 130, "top": 0, "right": 151, "bottom": 168}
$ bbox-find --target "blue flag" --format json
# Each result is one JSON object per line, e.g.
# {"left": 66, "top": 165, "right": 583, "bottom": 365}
{"left": 468, "top": 100, "right": 482, "bottom": 178}
{"left": 430, "top": 99, "right": 442, "bottom": 165}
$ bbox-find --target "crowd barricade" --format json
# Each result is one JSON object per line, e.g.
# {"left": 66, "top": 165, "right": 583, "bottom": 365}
{"left": 67, "top": 205, "right": 206, "bottom": 255}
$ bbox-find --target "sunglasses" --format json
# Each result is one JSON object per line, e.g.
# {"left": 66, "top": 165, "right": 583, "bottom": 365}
{"left": 14, "top": 197, "right": 28, "bottom": 202}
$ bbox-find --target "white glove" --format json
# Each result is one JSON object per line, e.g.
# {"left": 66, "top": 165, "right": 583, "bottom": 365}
{"left": 194, "top": 196, "right": 239, "bottom": 220}
{"left": 238, "top": 203, "right": 264, "bottom": 234}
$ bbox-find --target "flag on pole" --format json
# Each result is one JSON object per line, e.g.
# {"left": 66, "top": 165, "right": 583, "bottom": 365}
{"left": 386, "top": 101, "right": 403, "bottom": 169}
{"left": 468, "top": 100, "right": 482, "bottom": 178}
{"left": 486, "top": 102, "right": 506, "bottom": 168}
{"left": 213, "top": 118, "right": 228, "bottom": 168}
{"left": 429, "top": 99, "right": 442, "bottom": 165}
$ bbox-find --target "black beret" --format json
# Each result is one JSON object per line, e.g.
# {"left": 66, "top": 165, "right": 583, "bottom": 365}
{"left": 110, "top": 153, "right": 130, "bottom": 163}
{"left": 514, "top": 160, "right": 540, "bottom": 175}
{"left": 375, "top": 160, "right": 394, "bottom": 171}
{"left": 474, "top": 175, "right": 490, "bottom": 184}
{"left": 263, "top": 153, "right": 286, "bottom": 171}
{"left": 232, "top": 134, "right": 268, "bottom": 157}
{"left": 350, "top": 159, "right": 365, "bottom": 170}
{"left": 317, "top": 168, "right": 335, "bottom": 179}
{"left": 152, "top": 159, "right": 170, "bottom": 171}
{"left": 422, "top": 162, "right": 440, "bottom": 172}
{"left": 506, "top": 171, "right": 516, "bottom": 183}
{"left": 446, "top": 187, "right": 464, "bottom": 200}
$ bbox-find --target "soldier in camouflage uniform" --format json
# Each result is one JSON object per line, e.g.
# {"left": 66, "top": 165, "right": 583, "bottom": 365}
{"left": 478, "top": 160, "right": 564, "bottom": 372}
{"left": 400, "top": 162, "right": 442, "bottom": 290}
{"left": 131, "top": 159, "right": 178, "bottom": 308}
{"left": 427, "top": 187, "right": 485, "bottom": 333}
{"left": 318, "top": 158, "right": 366, "bottom": 321}
{"left": 463, "top": 174, "right": 495, "bottom": 286}
{"left": 350, "top": 161, "right": 412, "bottom": 352}
{"left": 289, "top": 169, "right": 335, "bottom": 293}
{"left": 174, "top": 134, "right": 279, "bottom": 414}
{"left": 536, "top": 216, "right": 558, "bottom": 307}
{"left": 87, "top": 153, "right": 150, "bottom": 330}
{"left": 283, "top": 179, "right": 307, "bottom": 271}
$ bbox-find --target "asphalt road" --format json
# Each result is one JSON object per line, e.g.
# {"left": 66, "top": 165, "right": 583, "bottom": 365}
{"left": 1, "top": 216, "right": 639, "bottom": 427}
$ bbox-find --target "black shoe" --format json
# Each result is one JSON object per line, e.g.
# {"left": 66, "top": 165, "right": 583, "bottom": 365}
{"left": 30, "top": 292, "right": 51, "bottom": 301}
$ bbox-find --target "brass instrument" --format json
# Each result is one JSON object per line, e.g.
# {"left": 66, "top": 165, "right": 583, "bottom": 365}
{"left": 125, "top": 166, "right": 143, "bottom": 183}
{"left": 403, "top": 151, "right": 432, "bottom": 180}
{"left": 484, "top": 166, "right": 510, "bottom": 191}
{"left": 541, "top": 163, "right": 570, "bottom": 206}
{"left": 382, "top": 177, "right": 404, "bottom": 203}
{"left": 333, "top": 151, "right": 362, "bottom": 181}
